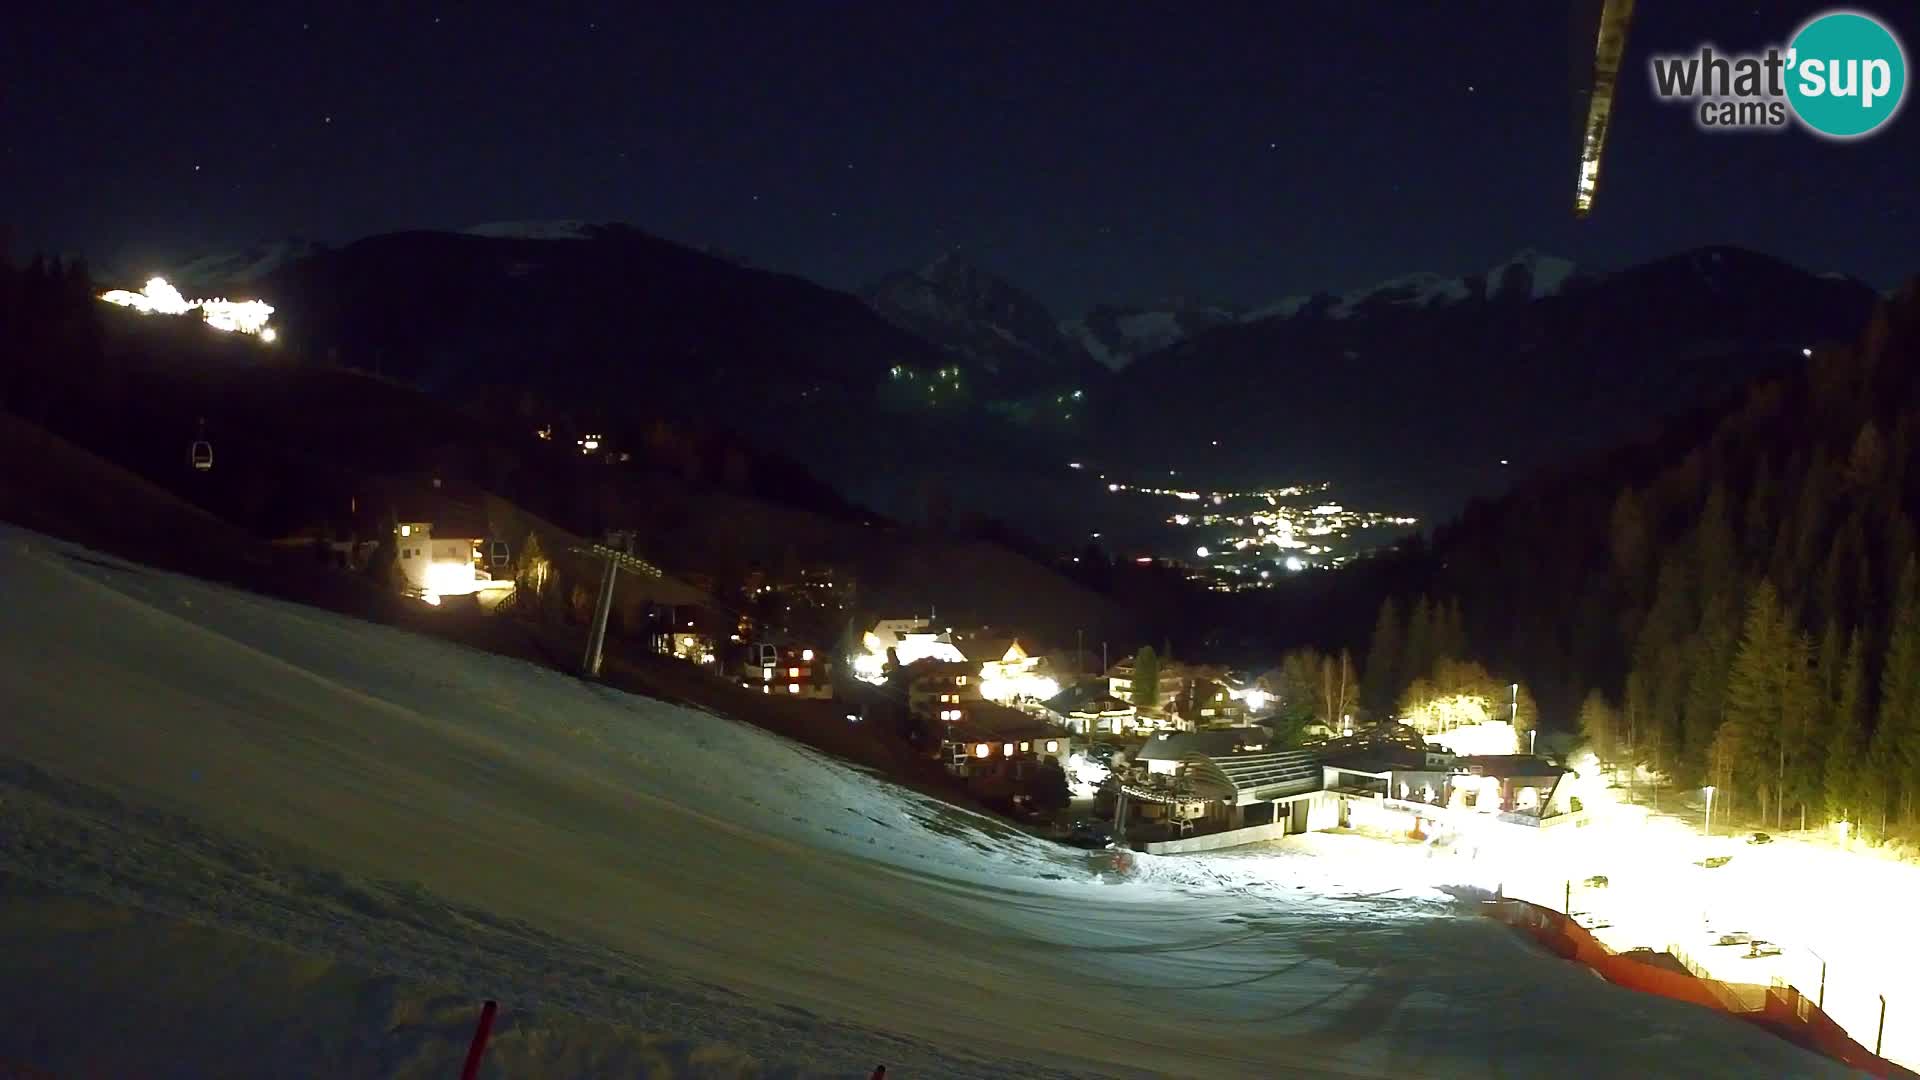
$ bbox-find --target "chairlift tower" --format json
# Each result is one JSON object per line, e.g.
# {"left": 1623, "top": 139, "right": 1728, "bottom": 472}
{"left": 569, "top": 530, "right": 664, "bottom": 679}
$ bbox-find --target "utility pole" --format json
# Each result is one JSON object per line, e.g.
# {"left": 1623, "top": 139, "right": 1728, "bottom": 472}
{"left": 570, "top": 531, "right": 665, "bottom": 680}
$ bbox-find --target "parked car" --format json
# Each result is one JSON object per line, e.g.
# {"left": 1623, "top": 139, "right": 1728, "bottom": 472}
{"left": 1745, "top": 939, "right": 1782, "bottom": 958}
{"left": 1712, "top": 930, "right": 1752, "bottom": 947}
{"left": 1583, "top": 874, "right": 1610, "bottom": 888}
{"left": 1067, "top": 819, "right": 1115, "bottom": 849}
{"left": 1747, "top": 832, "right": 1773, "bottom": 845}
{"left": 1574, "top": 911, "right": 1612, "bottom": 930}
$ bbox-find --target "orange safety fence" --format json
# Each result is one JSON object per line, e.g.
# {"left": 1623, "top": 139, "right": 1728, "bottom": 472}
{"left": 1485, "top": 899, "right": 1915, "bottom": 1079}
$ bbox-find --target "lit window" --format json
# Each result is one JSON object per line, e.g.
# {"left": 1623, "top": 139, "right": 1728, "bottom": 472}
{"left": 974, "top": 743, "right": 990, "bottom": 758}
{"left": 1020, "top": 741, "right": 1031, "bottom": 752}
{"left": 400, "top": 525, "right": 412, "bottom": 537}
{"left": 957, "top": 675, "right": 969, "bottom": 685}
{"left": 762, "top": 667, "right": 773, "bottom": 682}
{"left": 789, "top": 683, "right": 800, "bottom": 694}
{"left": 1045, "top": 740, "right": 1059, "bottom": 753}
{"left": 762, "top": 685, "right": 770, "bottom": 694}
{"left": 802, "top": 649, "right": 814, "bottom": 661}
{"left": 789, "top": 667, "right": 800, "bottom": 678}
{"left": 1002, "top": 743, "right": 1014, "bottom": 756}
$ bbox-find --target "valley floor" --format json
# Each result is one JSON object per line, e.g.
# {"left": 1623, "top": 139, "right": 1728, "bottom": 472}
{"left": 0, "top": 525, "right": 1851, "bottom": 1078}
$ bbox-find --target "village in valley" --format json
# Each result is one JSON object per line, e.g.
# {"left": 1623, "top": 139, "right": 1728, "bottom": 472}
{"left": 333, "top": 464, "right": 1587, "bottom": 860}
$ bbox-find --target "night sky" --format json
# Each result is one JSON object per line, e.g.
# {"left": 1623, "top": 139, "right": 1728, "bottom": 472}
{"left": 10, "top": 1, "right": 1917, "bottom": 315}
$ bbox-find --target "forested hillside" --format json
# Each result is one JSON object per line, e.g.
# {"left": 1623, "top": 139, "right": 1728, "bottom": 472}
{"left": 1372, "top": 279, "right": 1920, "bottom": 836}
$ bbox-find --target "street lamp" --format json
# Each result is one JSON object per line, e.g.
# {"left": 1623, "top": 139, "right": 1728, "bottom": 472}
{"left": 1704, "top": 785, "right": 1716, "bottom": 838}
{"left": 1807, "top": 946, "right": 1826, "bottom": 1010}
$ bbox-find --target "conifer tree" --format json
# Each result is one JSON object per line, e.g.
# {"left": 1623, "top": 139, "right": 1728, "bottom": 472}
{"left": 1362, "top": 597, "right": 1403, "bottom": 715}
{"left": 1826, "top": 630, "right": 1868, "bottom": 825}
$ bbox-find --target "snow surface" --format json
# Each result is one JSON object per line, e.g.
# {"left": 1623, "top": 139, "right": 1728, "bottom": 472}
{"left": 0, "top": 526, "right": 1853, "bottom": 1078}
{"left": 1241, "top": 251, "right": 1577, "bottom": 325}
{"left": 1491, "top": 798, "right": 1920, "bottom": 1071}
{"left": 1244, "top": 295, "right": 1313, "bottom": 323}
{"left": 1329, "top": 273, "right": 1471, "bottom": 319}
{"left": 1486, "top": 252, "right": 1577, "bottom": 300}
{"left": 1059, "top": 319, "right": 1118, "bottom": 370}
{"left": 168, "top": 239, "right": 323, "bottom": 289}
{"left": 463, "top": 220, "right": 597, "bottom": 240}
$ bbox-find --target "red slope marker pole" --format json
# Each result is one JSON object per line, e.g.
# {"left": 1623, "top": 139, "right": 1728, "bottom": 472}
{"left": 461, "top": 1000, "right": 499, "bottom": 1080}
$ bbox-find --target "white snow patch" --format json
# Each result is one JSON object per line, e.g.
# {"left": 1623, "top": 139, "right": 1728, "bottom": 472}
{"left": 1245, "top": 294, "right": 1312, "bottom": 322}
{"left": 1487, "top": 251, "right": 1578, "bottom": 300}
{"left": 1059, "top": 319, "right": 1119, "bottom": 370}
{"left": 1327, "top": 273, "right": 1469, "bottom": 319}
{"left": 168, "top": 240, "right": 322, "bottom": 288}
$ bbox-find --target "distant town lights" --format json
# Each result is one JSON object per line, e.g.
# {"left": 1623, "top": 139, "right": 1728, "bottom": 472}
{"left": 1196, "top": 546, "right": 1210, "bottom": 558}
{"left": 1284, "top": 556, "right": 1305, "bottom": 572}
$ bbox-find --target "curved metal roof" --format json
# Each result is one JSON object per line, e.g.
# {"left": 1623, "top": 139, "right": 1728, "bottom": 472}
{"left": 1183, "top": 749, "right": 1322, "bottom": 805}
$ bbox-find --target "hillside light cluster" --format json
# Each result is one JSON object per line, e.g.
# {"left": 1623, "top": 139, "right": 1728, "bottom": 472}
{"left": 99, "top": 277, "right": 277, "bottom": 338}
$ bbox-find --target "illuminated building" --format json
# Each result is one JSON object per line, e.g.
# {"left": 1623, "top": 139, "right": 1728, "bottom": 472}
{"left": 739, "top": 641, "right": 833, "bottom": 700}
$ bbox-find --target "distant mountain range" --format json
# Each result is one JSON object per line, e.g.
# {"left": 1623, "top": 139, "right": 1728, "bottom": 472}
{"left": 1102, "top": 245, "right": 1879, "bottom": 521}
{"left": 132, "top": 225, "right": 1885, "bottom": 544}
{"left": 860, "top": 249, "right": 1590, "bottom": 376}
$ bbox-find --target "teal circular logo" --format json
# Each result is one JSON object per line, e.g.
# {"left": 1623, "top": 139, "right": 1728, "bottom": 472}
{"left": 1786, "top": 11, "right": 1907, "bottom": 138}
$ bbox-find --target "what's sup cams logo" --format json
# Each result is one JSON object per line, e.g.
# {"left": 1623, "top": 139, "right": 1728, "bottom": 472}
{"left": 1649, "top": 9, "right": 1906, "bottom": 138}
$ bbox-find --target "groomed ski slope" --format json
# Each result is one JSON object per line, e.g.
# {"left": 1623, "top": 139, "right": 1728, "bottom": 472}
{"left": 0, "top": 526, "right": 1848, "bottom": 1078}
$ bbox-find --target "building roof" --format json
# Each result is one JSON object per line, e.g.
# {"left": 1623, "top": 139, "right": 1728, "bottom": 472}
{"left": 953, "top": 701, "right": 1072, "bottom": 741}
{"left": 384, "top": 486, "right": 492, "bottom": 540}
{"left": 1452, "top": 755, "right": 1567, "bottom": 778}
{"left": 960, "top": 636, "right": 1021, "bottom": 664}
{"left": 1182, "top": 749, "right": 1323, "bottom": 804}
{"left": 1136, "top": 728, "right": 1271, "bottom": 762}
{"left": 1044, "top": 681, "right": 1126, "bottom": 714}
